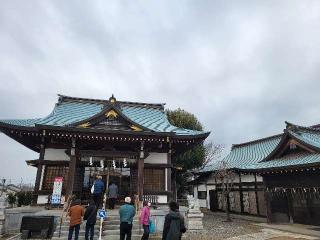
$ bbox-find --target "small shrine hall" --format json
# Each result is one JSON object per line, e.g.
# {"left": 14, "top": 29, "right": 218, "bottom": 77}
{"left": 0, "top": 94, "right": 209, "bottom": 205}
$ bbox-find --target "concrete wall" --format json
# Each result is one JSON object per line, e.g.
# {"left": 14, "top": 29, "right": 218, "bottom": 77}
{"left": 144, "top": 153, "right": 167, "bottom": 164}
{"left": 4, "top": 207, "right": 43, "bottom": 234}
{"left": 0, "top": 197, "right": 6, "bottom": 236}
{"left": 44, "top": 148, "right": 70, "bottom": 161}
{"left": 193, "top": 173, "right": 265, "bottom": 212}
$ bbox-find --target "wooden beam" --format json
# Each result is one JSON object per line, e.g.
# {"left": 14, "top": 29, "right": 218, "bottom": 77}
{"left": 144, "top": 163, "right": 173, "bottom": 169}
{"left": 66, "top": 138, "right": 77, "bottom": 198}
{"left": 79, "top": 149, "right": 139, "bottom": 158}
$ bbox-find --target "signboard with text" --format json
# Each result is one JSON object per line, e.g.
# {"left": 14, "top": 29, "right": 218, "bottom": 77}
{"left": 51, "top": 177, "right": 63, "bottom": 205}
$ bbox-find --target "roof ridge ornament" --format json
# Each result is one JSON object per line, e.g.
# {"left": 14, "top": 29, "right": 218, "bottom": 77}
{"left": 109, "top": 94, "right": 116, "bottom": 104}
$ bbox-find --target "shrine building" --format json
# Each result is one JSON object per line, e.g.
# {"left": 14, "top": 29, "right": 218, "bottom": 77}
{"left": 192, "top": 122, "right": 320, "bottom": 226}
{"left": 0, "top": 94, "right": 209, "bottom": 204}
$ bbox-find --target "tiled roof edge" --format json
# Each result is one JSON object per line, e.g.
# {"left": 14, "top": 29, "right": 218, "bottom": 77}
{"left": 58, "top": 94, "right": 165, "bottom": 110}
{"left": 231, "top": 133, "right": 283, "bottom": 149}
{"left": 286, "top": 121, "right": 320, "bottom": 132}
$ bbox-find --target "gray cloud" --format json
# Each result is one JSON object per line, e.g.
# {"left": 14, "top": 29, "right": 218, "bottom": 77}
{"left": 1, "top": 0, "right": 320, "bottom": 183}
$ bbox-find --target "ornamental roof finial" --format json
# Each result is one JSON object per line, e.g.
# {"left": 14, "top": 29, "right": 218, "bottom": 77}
{"left": 109, "top": 94, "right": 116, "bottom": 103}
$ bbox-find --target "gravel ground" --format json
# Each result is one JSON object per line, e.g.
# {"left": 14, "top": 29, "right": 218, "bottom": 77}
{"left": 184, "top": 211, "right": 262, "bottom": 240}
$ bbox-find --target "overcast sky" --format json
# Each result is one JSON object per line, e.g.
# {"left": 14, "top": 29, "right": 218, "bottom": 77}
{"left": 1, "top": 0, "right": 320, "bottom": 184}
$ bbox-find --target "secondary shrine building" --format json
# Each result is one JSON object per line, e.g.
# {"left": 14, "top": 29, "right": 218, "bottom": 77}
{"left": 0, "top": 95, "right": 209, "bottom": 205}
{"left": 192, "top": 122, "right": 320, "bottom": 226}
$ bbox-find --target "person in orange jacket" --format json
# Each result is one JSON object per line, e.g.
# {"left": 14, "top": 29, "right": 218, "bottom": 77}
{"left": 68, "top": 199, "right": 84, "bottom": 240}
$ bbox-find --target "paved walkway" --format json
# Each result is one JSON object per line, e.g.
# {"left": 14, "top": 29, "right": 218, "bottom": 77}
{"left": 227, "top": 228, "right": 318, "bottom": 240}
{"left": 255, "top": 223, "right": 320, "bottom": 238}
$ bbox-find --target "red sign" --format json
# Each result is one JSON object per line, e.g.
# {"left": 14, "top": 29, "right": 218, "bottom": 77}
{"left": 54, "top": 177, "right": 63, "bottom": 183}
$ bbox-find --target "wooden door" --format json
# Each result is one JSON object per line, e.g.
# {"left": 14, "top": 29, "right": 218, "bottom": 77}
{"left": 209, "top": 190, "right": 218, "bottom": 211}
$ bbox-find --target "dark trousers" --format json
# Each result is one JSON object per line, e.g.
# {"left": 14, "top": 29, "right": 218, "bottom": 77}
{"left": 120, "top": 222, "right": 132, "bottom": 240}
{"left": 109, "top": 198, "right": 116, "bottom": 209}
{"left": 141, "top": 224, "right": 150, "bottom": 240}
{"left": 68, "top": 224, "right": 80, "bottom": 240}
{"left": 85, "top": 224, "right": 95, "bottom": 240}
{"left": 93, "top": 194, "right": 102, "bottom": 208}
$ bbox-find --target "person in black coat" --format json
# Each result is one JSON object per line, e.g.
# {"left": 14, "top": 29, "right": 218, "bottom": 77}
{"left": 162, "top": 202, "right": 186, "bottom": 240}
{"left": 84, "top": 199, "right": 97, "bottom": 240}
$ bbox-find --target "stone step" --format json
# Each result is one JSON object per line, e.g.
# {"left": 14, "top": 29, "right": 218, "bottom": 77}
{"left": 104, "top": 224, "right": 140, "bottom": 230}
{"left": 58, "top": 224, "right": 140, "bottom": 231}
{"left": 58, "top": 225, "right": 99, "bottom": 231}
{"left": 104, "top": 219, "right": 139, "bottom": 225}
{"left": 53, "top": 227, "right": 143, "bottom": 237}
{"left": 58, "top": 220, "right": 139, "bottom": 228}
{"left": 103, "top": 229, "right": 142, "bottom": 235}
{"left": 51, "top": 235, "right": 162, "bottom": 240}
{"left": 53, "top": 230, "right": 101, "bottom": 237}
{"left": 51, "top": 233, "right": 162, "bottom": 240}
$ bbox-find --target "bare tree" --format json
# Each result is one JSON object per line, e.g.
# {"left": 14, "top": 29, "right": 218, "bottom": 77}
{"left": 203, "top": 142, "right": 224, "bottom": 167}
{"left": 214, "top": 160, "right": 236, "bottom": 222}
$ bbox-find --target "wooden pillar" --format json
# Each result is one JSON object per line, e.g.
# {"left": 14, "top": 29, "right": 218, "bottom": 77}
{"left": 287, "top": 194, "right": 294, "bottom": 223}
{"left": 137, "top": 142, "right": 144, "bottom": 201}
{"left": 167, "top": 142, "right": 172, "bottom": 200}
{"left": 32, "top": 136, "right": 45, "bottom": 205}
{"left": 239, "top": 172, "right": 244, "bottom": 213}
{"left": 263, "top": 176, "right": 273, "bottom": 223}
{"left": 66, "top": 138, "right": 77, "bottom": 199}
{"left": 172, "top": 168, "right": 177, "bottom": 201}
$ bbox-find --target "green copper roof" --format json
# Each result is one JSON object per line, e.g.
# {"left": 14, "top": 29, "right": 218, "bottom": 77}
{"left": 288, "top": 128, "right": 320, "bottom": 149}
{"left": 248, "top": 152, "right": 320, "bottom": 170}
{"left": 0, "top": 95, "right": 207, "bottom": 137}
{"left": 201, "top": 135, "right": 282, "bottom": 172}
{"left": 201, "top": 122, "right": 320, "bottom": 172}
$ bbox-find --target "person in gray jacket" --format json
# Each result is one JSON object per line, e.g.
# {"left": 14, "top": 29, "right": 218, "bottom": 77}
{"left": 108, "top": 182, "right": 118, "bottom": 209}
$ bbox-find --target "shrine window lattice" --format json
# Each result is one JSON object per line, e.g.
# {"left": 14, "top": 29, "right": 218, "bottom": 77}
{"left": 144, "top": 169, "right": 165, "bottom": 192}
{"left": 42, "top": 166, "right": 69, "bottom": 191}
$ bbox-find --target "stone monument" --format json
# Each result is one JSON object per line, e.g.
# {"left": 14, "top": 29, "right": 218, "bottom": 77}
{"left": 186, "top": 195, "right": 204, "bottom": 230}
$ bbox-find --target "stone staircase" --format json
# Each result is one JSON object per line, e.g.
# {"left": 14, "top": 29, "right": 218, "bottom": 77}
{"left": 51, "top": 212, "right": 161, "bottom": 240}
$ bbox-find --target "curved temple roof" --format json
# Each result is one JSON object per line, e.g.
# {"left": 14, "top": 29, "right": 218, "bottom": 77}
{"left": 201, "top": 122, "right": 320, "bottom": 172}
{"left": 0, "top": 95, "right": 209, "bottom": 138}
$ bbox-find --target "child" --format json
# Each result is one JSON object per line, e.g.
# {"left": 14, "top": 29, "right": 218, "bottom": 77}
{"left": 68, "top": 199, "right": 84, "bottom": 240}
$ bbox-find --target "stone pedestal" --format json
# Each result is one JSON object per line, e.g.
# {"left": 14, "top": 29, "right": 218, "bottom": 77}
{"left": 187, "top": 209, "right": 204, "bottom": 230}
{"left": 5, "top": 206, "right": 45, "bottom": 234}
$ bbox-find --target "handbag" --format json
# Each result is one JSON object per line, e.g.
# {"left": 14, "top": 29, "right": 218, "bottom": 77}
{"left": 149, "top": 219, "right": 155, "bottom": 234}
